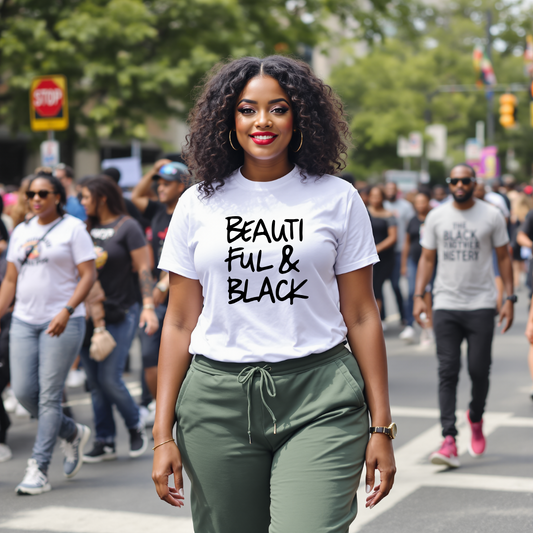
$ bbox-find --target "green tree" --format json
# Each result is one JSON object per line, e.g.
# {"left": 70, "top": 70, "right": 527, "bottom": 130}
{"left": 0, "top": 0, "right": 416, "bottom": 149}
{"left": 330, "top": 0, "right": 533, "bottom": 182}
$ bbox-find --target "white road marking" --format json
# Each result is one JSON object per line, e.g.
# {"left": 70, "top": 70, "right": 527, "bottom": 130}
{"left": 0, "top": 506, "right": 194, "bottom": 533}
{"left": 349, "top": 408, "right": 533, "bottom": 532}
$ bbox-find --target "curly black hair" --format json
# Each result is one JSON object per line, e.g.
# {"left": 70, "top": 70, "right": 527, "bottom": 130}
{"left": 184, "top": 55, "right": 350, "bottom": 198}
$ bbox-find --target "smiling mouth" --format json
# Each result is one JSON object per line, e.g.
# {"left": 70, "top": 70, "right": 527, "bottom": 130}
{"left": 250, "top": 134, "right": 278, "bottom": 145}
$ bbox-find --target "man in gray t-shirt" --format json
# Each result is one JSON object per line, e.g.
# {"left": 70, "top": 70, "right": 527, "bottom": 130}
{"left": 413, "top": 164, "right": 514, "bottom": 469}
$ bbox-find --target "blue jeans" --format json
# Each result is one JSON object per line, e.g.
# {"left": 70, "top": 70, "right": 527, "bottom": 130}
{"left": 10, "top": 316, "right": 85, "bottom": 473}
{"left": 80, "top": 302, "right": 140, "bottom": 442}
{"left": 140, "top": 304, "right": 167, "bottom": 368}
{"left": 405, "top": 258, "right": 418, "bottom": 327}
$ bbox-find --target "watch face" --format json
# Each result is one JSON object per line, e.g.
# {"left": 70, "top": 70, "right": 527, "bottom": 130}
{"left": 390, "top": 423, "right": 398, "bottom": 439}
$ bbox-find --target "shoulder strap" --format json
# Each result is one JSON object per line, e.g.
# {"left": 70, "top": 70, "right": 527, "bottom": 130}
{"left": 20, "top": 216, "right": 65, "bottom": 268}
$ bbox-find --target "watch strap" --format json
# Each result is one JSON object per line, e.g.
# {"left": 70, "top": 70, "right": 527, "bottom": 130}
{"left": 369, "top": 426, "right": 392, "bottom": 438}
{"left": 65, "top": 305, "right": 75, "bottom": 315}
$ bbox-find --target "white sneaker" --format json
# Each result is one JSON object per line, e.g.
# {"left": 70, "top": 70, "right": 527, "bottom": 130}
{"left": 399, "top": 325, "right": 415, "bottom": 341}
{"left": 139, "top": 405, "right": 155, "bottom": 427}
{"left": 60, "top": 423, "right": 91, "bottom": 479}
{"left": 3, "top": 388, "right": 18, "bottom": 413}
{"left": 66, "top": 369, "right": 86, "bottom": 388}
{"left": 0, "top": 443, "right": 12, "bottom": 462}
{"left": 15, "top": 458, "right": 51, "bottom": 495}
{"left": 419, "top": 328, "right": 435, "bottom": 348}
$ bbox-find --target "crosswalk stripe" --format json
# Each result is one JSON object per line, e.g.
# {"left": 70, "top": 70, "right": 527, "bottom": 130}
{"left": 0, "top": 506, "right": 194, "bottom": 533}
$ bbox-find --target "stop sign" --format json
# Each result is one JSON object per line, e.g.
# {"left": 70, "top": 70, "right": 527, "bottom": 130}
{"left": 32, "top": 79, "right": 63, "bottom": 117}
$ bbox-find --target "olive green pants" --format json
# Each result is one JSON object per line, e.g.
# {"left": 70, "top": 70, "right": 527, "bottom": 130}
{"left": 176, "top": 343, "right": 369, "bottom": 533}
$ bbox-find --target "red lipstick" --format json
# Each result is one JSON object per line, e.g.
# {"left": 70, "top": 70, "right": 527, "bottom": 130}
{"left": 250, "top": 133, "right": 278, "bottom": 145}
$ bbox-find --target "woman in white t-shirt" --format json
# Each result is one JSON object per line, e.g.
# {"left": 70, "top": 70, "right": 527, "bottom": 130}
{"left": 0, "top": 172, "right": 96, "bottom": 495}
{"left": 152, "top": 56, "right": 396, "bottom": 532}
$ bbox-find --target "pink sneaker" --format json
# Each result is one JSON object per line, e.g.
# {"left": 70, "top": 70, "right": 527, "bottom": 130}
{"left": 430, "top": 436, "right": 460, "bottom": 468}
{"left": 467, "top": 410, "right": 485, "bottom": 457}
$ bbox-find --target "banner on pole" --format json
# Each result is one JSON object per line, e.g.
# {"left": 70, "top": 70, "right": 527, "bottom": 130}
{"left": 40, "top": 140, "right": 60, "bottom": 167}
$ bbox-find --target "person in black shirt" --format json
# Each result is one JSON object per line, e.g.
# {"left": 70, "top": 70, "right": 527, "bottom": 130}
{"left": 131, "top": 159, "right": 189, "bottom": 402}
{"left": 367, "top": 186, "right": 397, "bottom": 320}
{"left": 79, "top": 176, "right": 159, "bottom": 462}
{"left": 400, "top": 190, "right": 433, "bottom": 344}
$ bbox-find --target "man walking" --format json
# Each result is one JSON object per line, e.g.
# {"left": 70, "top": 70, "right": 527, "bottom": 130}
{"left": 384, "top": 181, "right": 414, "bottom": 334}
{"left": 131, "top": 159, "right": 189, "bottom": 405}
{"left": 414, "top": 164, "right": 514, "bottom": 468}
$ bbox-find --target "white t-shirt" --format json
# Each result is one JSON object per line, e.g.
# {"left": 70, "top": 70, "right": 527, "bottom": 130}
{"left": 7, "top": 215, "right": 96, "bottom": 324}
{"left": 159, "top": 166, "right": 378, "bottom": 363}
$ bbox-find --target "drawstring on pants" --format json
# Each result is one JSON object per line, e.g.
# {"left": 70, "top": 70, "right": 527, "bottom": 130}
{"left": 237, "top": 366, "right": 277, "bottom": 444}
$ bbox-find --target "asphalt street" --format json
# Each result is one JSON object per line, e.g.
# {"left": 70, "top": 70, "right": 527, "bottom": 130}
{"left": 0, "top": 281, "right": 532, "bottom": 533}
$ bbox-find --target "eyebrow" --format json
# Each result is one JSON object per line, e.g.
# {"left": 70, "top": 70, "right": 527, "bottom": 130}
{"left": 237, "top": 98, "right": 290, "bottom": 106}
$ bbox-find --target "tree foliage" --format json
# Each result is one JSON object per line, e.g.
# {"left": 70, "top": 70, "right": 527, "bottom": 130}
{"left": 330, "top": 0, "right": 533, "bottom": 181}
{"left": 0, "top": 0, "right": 416, "bottom": 146}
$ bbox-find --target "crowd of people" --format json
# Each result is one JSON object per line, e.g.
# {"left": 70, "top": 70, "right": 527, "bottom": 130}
{"left": 0, "top": 159, "right": 190, "bottom": 494}
{"left": 0, "top": 54, "right": 532, "bottom": 533}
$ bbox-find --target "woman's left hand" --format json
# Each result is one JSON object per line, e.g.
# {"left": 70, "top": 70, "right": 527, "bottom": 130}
{"left": 140, "top": 308, "right": 159, "bottom": 336}
{"left": 46, "top": 308, "right": 71, "bottom": 337}
{"left": 364, "top": 434, "right": 396, "bottom": 509}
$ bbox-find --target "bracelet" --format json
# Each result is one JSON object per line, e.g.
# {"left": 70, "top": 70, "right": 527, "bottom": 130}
{"left": 143, "top": 304, "right": 155, "bottom": 310}
{"left": 94, "top": 326, "right": 106, "bottom": 334}
{"left": 152, "top": 438, "right": 176, "bottom": 451}
{"left": 414, "top": 293, "right": 425, "bottom": 299}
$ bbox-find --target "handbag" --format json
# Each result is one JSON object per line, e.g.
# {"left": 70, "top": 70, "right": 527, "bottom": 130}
{"left": 89, "top": 327, "right": 117, "bottom": 362}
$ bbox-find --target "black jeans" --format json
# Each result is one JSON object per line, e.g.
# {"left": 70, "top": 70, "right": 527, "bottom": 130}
{"left": 433, "top": 309, "right": 495, "bottom": 438}
{"left": 0, "top": 313, "right": 12, "bottom": 444}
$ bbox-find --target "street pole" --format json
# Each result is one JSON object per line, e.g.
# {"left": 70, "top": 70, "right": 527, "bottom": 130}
{"left": 486, "top": 9, "right": 494, "bottom": 145}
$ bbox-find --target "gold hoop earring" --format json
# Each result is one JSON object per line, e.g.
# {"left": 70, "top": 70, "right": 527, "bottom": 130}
{"left": 229, "top": 129, "right": 240, "bottom": 151}
{"left": 292, "top": 129, "right": 303, "bottom": 153}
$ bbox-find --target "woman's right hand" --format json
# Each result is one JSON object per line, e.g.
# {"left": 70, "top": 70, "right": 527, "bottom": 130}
{"left": 152, "top": 441, "right": 185, "bottom": 507}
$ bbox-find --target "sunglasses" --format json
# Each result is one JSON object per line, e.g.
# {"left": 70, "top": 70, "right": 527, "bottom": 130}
{"left": 445, "top": 177, "right": 476, "bottom": 186}
{"left": 26, "top": 190, "right": 54, "bottom": 200}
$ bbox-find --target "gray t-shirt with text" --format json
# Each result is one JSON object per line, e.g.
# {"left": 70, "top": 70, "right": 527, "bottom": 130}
{"left": 420, "top": 200, "right": 508, "bottom": 311}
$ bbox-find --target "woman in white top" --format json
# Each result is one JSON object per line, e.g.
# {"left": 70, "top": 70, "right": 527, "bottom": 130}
{"left": 0, "top": 172, "right": 96, "bottom": 495}
{"left": 152, "top": 56, "right": 396, "bottom": 533}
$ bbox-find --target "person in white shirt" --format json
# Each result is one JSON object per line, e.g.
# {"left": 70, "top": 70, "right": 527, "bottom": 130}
{"left": 0, "top": 172, "right": 96, "bottom": 494}
{"left": 151, "top": 55, "right": 396, "bottom": 533}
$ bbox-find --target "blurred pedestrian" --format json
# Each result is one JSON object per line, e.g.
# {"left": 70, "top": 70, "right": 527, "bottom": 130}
{"left": 131, "top": 160, "right": 189, "bottom": 407}
{"left": 400, "top": 190, "right": 434, "bottom": 345}
{"left": 384, "top": 181, "right": 414, "bottom": 328}
{"left": 430, "top": 184, "right": 449, "bottom": 208}
{"left": 0, "top": 171, "right": 96, "bottom": 494}
{"left": 101, "top": 167, "right": 147, "bottom": 229}
{"left": 152, "top": 55, "right": 396, "bottom": 529}
{"left": 10, "top": 176, "right": 31, "bottom": 227}
{"left": 414, "top": 164, "right": 514, "bottom": 468}
{"left": 79, "top": 176, "right": 158, "bottom": 462}
{"left": 368, "top": 186, "right": 397, "bottom": 322}
{"left": 54, "top": 164, "right": 86, "bottom": 221}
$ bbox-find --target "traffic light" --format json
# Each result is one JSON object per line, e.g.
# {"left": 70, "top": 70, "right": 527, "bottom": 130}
{"left": 499, "top": 93, "right": 517, "bottom": 128}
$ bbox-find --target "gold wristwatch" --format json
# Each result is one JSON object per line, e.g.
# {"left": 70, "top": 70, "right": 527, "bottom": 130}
{"left": 369, "top": 422, "right": 397, "bottom": 439}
